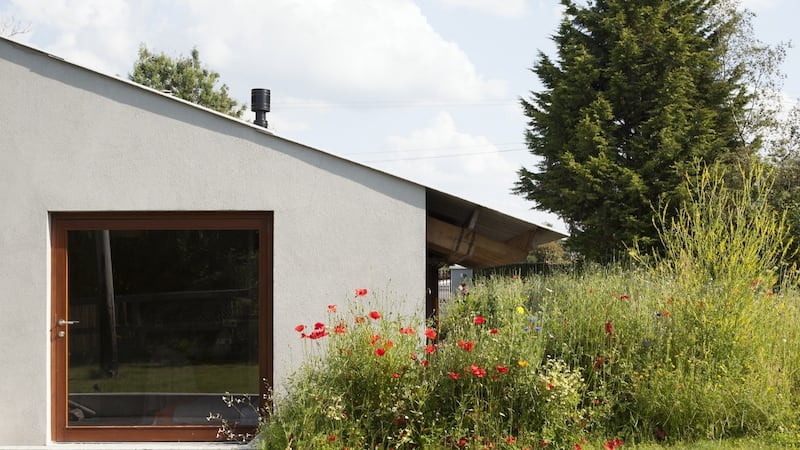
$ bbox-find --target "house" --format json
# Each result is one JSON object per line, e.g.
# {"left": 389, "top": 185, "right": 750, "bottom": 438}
{"left": 0, "top": 37, "right": 566, "bottom": 447}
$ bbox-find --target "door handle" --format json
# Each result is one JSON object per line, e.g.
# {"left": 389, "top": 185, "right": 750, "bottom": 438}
{"left": 57, "top": 319, "right": 80, "bottom": 326}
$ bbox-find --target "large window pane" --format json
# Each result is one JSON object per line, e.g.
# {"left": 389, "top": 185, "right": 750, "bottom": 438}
{"left": 66, "top": 229, "right": 259, "bottom": 426}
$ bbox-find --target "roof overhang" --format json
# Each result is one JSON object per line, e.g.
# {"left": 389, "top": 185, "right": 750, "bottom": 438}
{"left": 426, "top": 189, "right": 568, "bottom": 269}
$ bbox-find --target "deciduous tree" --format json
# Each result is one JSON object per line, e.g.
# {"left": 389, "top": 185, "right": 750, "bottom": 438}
{"left": 129, "top": 44, "right": 246, "bottom": 118}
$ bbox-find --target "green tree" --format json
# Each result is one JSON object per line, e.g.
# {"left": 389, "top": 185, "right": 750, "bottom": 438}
{"left": 129, "top": 44, "right": 246, "bottom": 118}
{"left": 766, "top": 104, "right": 800, "bottom": 266}
{"left": 514, "top": 0, "right": 752, "bottom": 261}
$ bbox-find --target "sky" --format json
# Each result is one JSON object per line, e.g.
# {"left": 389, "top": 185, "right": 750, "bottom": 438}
{"left": 2, "top": 0, "right": 800, "bottom": 234}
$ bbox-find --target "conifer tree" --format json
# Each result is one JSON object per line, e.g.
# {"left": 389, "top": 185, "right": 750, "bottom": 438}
{"left": 514, "top": 0, "right": 751, "bottom": 261}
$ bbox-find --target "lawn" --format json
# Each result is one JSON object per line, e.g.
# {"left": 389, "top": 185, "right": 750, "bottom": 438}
{"left": 69, "top": 363, "right": 258, "bottom": 393}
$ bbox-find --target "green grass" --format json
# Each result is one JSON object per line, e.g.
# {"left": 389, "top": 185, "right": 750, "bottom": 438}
{"left": 256, "top": 162, "right": 800, "bottom": 449}
{"left": 69, "top": 363, "right": 258, "bottom": 393}
{"left": 629, "top": 438, "right": 798, "bottom": 449}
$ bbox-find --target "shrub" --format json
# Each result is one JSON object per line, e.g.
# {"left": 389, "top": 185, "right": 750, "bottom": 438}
{"left": 256, "top": 162, "right": 800, "bottom": 448}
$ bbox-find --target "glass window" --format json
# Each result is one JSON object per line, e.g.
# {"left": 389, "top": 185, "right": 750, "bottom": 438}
{"left": 51, "top": 213, "right": 272, "bottom": 442}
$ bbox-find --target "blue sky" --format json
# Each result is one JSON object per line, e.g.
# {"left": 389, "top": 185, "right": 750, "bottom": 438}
{"left": 2, "top": 0, "right": 798, "bottom": 233}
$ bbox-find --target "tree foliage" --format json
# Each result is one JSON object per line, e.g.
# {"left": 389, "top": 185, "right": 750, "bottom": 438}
{"left": 129, "top": 44, "right": 246, "bottom": 118}
{"left": 514, "top": 0, "right": 755, "bottom": 261}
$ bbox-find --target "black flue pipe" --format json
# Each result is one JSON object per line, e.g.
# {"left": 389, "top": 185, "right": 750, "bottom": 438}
{"left": 251, "top": 88, "right": 270, "bottom": 128}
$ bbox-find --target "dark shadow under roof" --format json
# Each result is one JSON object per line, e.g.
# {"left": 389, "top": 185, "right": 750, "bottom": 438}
{"left": 426, "top": 188, "right": 567, "bottom": 269}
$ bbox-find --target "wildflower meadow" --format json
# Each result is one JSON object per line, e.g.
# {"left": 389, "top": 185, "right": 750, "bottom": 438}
{"left": 256, "top": 163, "right": 800, "bottom": 449}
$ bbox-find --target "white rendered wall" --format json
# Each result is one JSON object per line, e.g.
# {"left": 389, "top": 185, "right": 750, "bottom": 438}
{"left": 0, "top": 40, "right": 426, "bottom": 446}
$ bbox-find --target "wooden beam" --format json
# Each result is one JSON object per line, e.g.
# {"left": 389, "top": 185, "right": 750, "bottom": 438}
{"left": 465, "top": 208, "right": 480, "bottom": 229}
{"left": 427, "top": 216, "right": 528, "bottom": 268}
{"left": 505, "top": 228, "right": 538, "bottom": 252}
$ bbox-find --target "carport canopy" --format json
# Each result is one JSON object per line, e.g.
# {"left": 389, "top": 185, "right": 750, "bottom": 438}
{"left": 426, "top": 189, "right": 568, "bottom": 269}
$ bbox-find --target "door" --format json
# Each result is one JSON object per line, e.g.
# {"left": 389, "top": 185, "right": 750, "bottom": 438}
{"left": 51, "top": 212, "right": 272, "bottom": 442}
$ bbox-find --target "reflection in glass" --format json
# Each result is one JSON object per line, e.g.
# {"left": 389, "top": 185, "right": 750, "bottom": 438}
{"left": 66, "top": 230, "right": 259, "bottom": 426}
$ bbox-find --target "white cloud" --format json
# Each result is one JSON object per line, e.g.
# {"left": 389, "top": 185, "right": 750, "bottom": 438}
{"left": 175, "top": 0, "right": 507, "bottom": 102}
{"left": 372, "top": 111, "right": 557, "bottom": 226}
{"left": 4, "top": 0, "right": 507, "bottom": 103}
{"left": 740, "top": 0, "right": 779, "bottom": 11}
{"left": 436, "top": 0, "right": 528, "bottom": 17}
{"left": 7, "top": 0, "right": 137, "bottom": 74}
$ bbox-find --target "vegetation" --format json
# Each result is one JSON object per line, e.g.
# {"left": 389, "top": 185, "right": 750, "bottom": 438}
{"left": 256, "top": 162, "right": 800, "bottom": 448}
{"left": 69, "top": 363, "right": 257, "bottom": 393}
{"left": 513, "top": 0, "right": 773, "bottom": 261}
{"left": 129, "top": 45, "right": 246, "bottom": 118}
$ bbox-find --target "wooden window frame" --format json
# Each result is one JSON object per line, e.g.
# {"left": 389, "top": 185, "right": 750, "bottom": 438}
{"left": 50, "top": 211, "right": 273, "bottom": 442}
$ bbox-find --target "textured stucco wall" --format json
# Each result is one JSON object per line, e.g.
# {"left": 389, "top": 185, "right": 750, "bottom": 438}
{"left": 0, "top": 39, "right": 426, "bottom": 446}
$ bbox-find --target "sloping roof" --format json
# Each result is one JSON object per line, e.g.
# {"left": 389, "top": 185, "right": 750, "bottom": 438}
{"left": 1, "top": 37, "right": 567, "bottom": 268}
{"left": 426, "top": 189, "right": 566, "bottom": 268}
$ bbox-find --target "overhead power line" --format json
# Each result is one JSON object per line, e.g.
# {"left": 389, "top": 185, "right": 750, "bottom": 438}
{"left": 363, "top": 148, "right": 528, "bottom": 163}
{"left": 344, "top": 142, "right": 524, "bottom": 156}
{"left": 271, "top": 99, "right": 520, "bottom": 110}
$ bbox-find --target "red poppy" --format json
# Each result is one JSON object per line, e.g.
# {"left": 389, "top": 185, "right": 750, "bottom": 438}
{"left": 470, "top": 364, "right": 486, "bottom": 378}
{"left": 496, "top": 365, "right": 509, "bottom": 374}
{"left": 541, "top": 439, "right": 548, "bottom": 447}
{"left": 294, "top": 324, "right": 305, "bottom": 332}
{"left": 474, "top": 316, "right": 486, "bottom": 325}
{"left": 334, "top": 323, "right": 346, "bottom": 334}
{"left": 458, "top": 437, "right": 468, "bottom": 447}
{"left": 375, "top": 348, "right": 386, "bottom": 357}
{"left": 385, "top": 340, "right": 393, "bottom": 349}
{"left": 425, "top": 344, "right": 436, "bottom": 354}
{"left": 425, "top": 328, "right": 437, "bottom": 339}
{"left": 449, "top": 371, "right": 460, "bottom": 380}
{"left": 461, "top": 341, "right": 474, "bottom": 352}
{"left": 391, "top": 372, "right": 400, "bottom": 379}
{"left": 308, "top": 329, "right": 328, "bottom": 339}
{"left": 355, "top": 316, "right": 366, "bottom": 324}
{"left": 575, "top": 445, "right": 582, "bottom": 450}
{"left": 328, "top": 434, "right": 336, "bottom": 441}
{"left": 604, "top": 438, "right": 623, "bottom": 450}
{"left": 506, "top": 436, "right": 517, "bottom": 444}
{"left": 370, "top": 334, "right": 381, "bottom": 346}
{"left": 314, "top": 322, "right": 325, "bottom": 330}
{"left": 594, "top": 356, "right": 604, "bottom": 370}
{"left": 399, "top": 327, "right": 415, "bottom": 335}
{"left": 490, "top": 328, "right": 499, "bottom": 334}
{"left": 546, "top": 382, "right": 555, "bottom": 390}
{"left": 605, "top": 321, "right": 614, "bottom": 336}
{"left": 420, "top": 360, "right": 429, "bottom": 367}
{"left": 620, "top": 294, "right": 629, "bottom": 301}
{"left": 327, "top": 304, "right": 337, "bottom": 313}
{"left": 354, "top": 288, "right": 368, "bottom": 297}
{"left": 369, "top": 310, "right": 381, "bottom": 320}
{"left": 410, "top": 352, "right": 417, "bottom": 360}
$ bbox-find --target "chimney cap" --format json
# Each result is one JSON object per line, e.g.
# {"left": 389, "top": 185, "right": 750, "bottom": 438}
{"left": 251, "top": 88, "right": 270, "bottom": 128}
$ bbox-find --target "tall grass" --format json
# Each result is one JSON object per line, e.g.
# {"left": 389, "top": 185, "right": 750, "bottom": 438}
{"left": 257, "top": 162, "right": 800, "bottom": 448}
